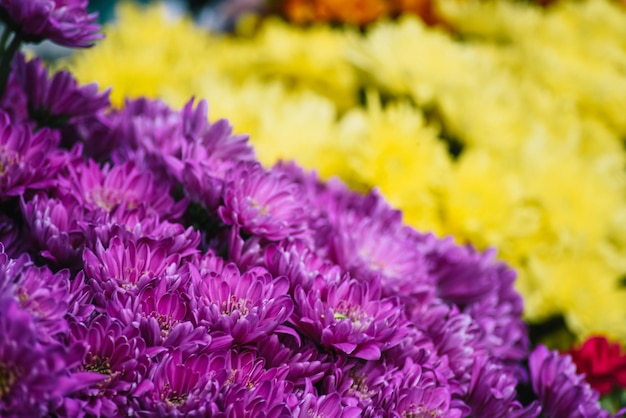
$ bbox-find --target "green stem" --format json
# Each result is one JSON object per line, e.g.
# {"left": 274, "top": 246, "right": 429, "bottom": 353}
{"left": 0, "top": 32, "right": 21, "bottom": 99}
{"left": 0, "top": 27, "right": 10, "bottom": 52}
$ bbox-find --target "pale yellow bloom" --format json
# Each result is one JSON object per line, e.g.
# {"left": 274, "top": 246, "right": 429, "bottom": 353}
{"left": 338, "top": 93, "right": 452, "bottom": 234}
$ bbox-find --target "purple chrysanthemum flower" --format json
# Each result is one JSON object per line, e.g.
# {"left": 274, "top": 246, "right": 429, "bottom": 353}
{"left": 12, "top": 54, "right": 109, "bottom": 128}
{"left": 0, "top": 0, "right": 101, "bottom": 47}
{"left": 429, "top": 241, "right": 529, "bottom": 366}
{"left": 264, "top": 239, "right": 342, "bottom": 293}
{"left": 100, "top": 98, "right": 186, "bottom": 182}
{"left": 466, "top": 354, "right": 540, "bottom": 418}
{"left": 0, "top": 72, "right": 28, "bottom": 122}
{"left": 218, "top": 378, "right": 291, "bottom": 417}
{"left": 58, "top": 159, "right": 185, "bottom": 219}
{"left": 0, "top": 110, "right": 64, "bottom": 198}
{"left": 321, "top": 357, "right": 400, "bottom": 412}
{"left": 218, "top": 162, "right": 309, "bottom": 241}
{"left": 193, "top": 262, "right": 294, "bottom": 344}
{"left": 0, "top": 247, "right": 72, "bottom": 339}
{"left": 294, "top": 277, "right": 409, "bottom": 360}
{"left": 330, "top": 207, "right": 434, "bottom": 305}
{"left": 257, "top": 335, "right": 332, "bottom": 387}
{"left": 211, "top": 349, "right": 292, "bottom": 414}
{"left": 68, "top": 315, "right": 161, "bottom": 417}
{"left": 106, "top": 273, "right": 229, "bottom": 352}
{"left": 293, "top": 392, "right": 362, "bottom": 418}
{"left": 98, "top": 98, "right": 253, "bottom": 204}
{"left": 133, "top": 349, "right": 220, "bottom": 417}
{"left": 410, "top": 303, "right": 485, "bottom": 394}
{"left": 0, "top": 213, "right": 25, "bottom": 257}
{"left": 176, "top": 99, "right": 255, "bottom": 179}
{"left": 83, "top": 235, "right": 181, "bottom": 301}
{"left": 390, "top": 387, "right": 462, "bottom": 418}
{"left": 65, "top": 270, "right": 95, "bottom": 322}
{"left": 21, "top": 193, "right": 86, "bottom": 268}
{"left": 529, "top": 345, "right": 611, "bottom": 418}
{"left": 8, "top": 263, "right": 71, "bottom": 339}
{"left": 0, "top": 296, "right": 103, "bottom": 416}
{"left": 81, "top": 205, "right": 200, "bottom": 259}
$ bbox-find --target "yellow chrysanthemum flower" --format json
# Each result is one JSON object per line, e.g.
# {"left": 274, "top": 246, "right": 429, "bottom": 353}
{"left": 338, "top": 92, "right": 452, "bottom": 234}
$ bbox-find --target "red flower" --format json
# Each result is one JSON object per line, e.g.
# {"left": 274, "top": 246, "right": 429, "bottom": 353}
{"left": 567, "top": 336, "right": 626, "bottom": 395}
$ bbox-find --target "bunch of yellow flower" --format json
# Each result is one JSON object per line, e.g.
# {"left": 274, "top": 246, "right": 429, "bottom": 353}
{"left": 65, "top": 0, "right": 626, "bottom": 346}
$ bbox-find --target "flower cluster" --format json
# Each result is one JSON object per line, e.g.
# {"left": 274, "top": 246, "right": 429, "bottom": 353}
{"left": 0, "top": 1, "right": 621, "bottom": 416}
{"left": 65, "top": 0, "right": 626, "bottom": 348}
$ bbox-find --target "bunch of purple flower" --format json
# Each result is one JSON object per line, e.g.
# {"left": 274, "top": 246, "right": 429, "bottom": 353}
{"left": 0, "top": 1, "right": 620, "bottom": 417}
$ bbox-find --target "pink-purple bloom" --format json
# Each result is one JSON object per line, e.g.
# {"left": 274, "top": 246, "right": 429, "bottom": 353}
{"left": 219, "top": 161, "right": 308, "bottom": 241}
{"left": 0, "top": 44, "right": 616, "bottom": 416}
{"left": 529, "top": 345, "right": 612, "bottom": 418}
{"left": 0, "top": 0, "right": 101, "bottom": 47}
{"left": 193, "top": 262, "right": 294, "bottom": 344}
{"left": 294, "top": 277, "right": 410, "bottom": 360}
{"left": 0, "top": 296, "right": 103, "bottom": 416}
{"left": 0, "top": 110, "right": 64, "bottom": 198}
{"left": 12, "top": 54, "right": 110, "bottom": 128}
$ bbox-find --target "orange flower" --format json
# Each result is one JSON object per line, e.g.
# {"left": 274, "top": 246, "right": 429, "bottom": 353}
{"left": 281, "top": 0, "right": 444, "bottom": 26}
{"left": 283, "top": 0, "right": 391, "bottom": 25}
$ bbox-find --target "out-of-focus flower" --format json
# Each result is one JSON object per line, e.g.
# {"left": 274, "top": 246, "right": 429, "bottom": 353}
{"left": 0, "top": 0, "right": 101, "bottom": 47}
{"left": 12, "top": 54, "right": 109, "bottom": 129}
{"left": 279, "top": 0, "right": 443, "bottom": 26}
{"left": 0, "top": 111, "right": 63, "bottom": 198}
{"left": 57, "top": 159, "right": 185, "bottom": 220}
{"left": 529, "top": 345, "right": 611, "bottom": 418}
{"left": 0, "top": 296, "right": 103, "bottom": 416}
{"left": 21, "top": 193, "right": 86, "bottom": 268}
{"left": 466, "top": 355, "right": 541, "bottom": 417}
{"left": 567, "top": 336, "right": 626, "bottom": 396}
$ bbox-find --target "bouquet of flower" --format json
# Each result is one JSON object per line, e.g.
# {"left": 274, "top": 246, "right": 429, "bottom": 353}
{"left": 1, "top": 0, "right": 625, "bottom": 417}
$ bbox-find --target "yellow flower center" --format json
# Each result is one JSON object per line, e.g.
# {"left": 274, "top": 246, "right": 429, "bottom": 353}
{"left": 84, "top": 354, "right": 112, "bottom": 375}
{"left": 221, "top": 295, "right": 252, "bottom": 317}
{"left": 0, "top": 363, "right": 16, "bottom": 397}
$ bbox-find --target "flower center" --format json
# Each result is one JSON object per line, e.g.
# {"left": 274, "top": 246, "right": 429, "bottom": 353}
{"left": 349, "top": 371, "right": 374, "bottom": 400}
{"left": 221, "top": 295, "right": 252, "bottom": 317}
{"left": 401, "top": 404, "right": 443, "bottom": 418}
{"left": 0, "top": 148, "right": 20, "bottom": 176}
{"left": 0, "top": 363, "right": 16, "bottom": 397}
{"left": 84, "top": 354, "right": 112, "bottom": 375}
{"left": 333, "top": 301, "right": 372, "bottom": 330}
{"left": 90, "top": 187, "right": 138, "bottom": 211}
{"left": 249, "top": 197, "right": 269, "bottom": 216}
{"left": 149, "top": 311, "right": 178, "bottom": 337}
{"left": 167, "top": 391, "right": 188, "bottom": 406}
